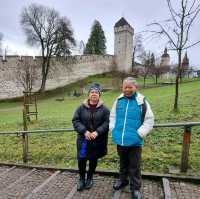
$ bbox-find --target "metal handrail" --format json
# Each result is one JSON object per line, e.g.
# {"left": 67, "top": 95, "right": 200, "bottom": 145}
{"left": 0, "top": 128, "right": 74, "bottom": 136}
{"left": 0, "top": 122, "right": 200, "bottom": 135}
{"left": 0, "top": 122, "right": 200, "bottom": 173}
{"left": 154, "top": 122, "right": 200, "bottom": 128}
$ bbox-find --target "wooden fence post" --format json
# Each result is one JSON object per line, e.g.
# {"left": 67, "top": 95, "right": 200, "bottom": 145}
{"left": 22, "top": 109, "right": 28, "bottom": 163}
{"left": 180, "top": 126, "right": 191, "bottom": 172}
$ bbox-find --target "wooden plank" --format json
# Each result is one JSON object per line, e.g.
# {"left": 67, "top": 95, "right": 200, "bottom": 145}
{"left": 162, "top": 178, "right": 171, "bottom": 199}
{"left": 0, "top": 166, "right": 16, "bottom": 177}
{"left": 25, "top": 170, "right": 60, "bottom": 199}
{"left": 7, "top": 168, "right": 34, "bottom": 187}
{"left": 1, "top": 163, "right": 200, "bottom": 183}
{"left": 113, "top": 190, "right": 121, "bottom": 199}
{"left": 64, "top": 185, "right": 77, "bottom": 199}
{"left": 5, "top": 169, "right": 36, "bottom": 190}
{"left": 180, "top": 127, "right": 191, "bottom": 172}
{"left": 26, "top": 113, "right": 38, "bottom": 116}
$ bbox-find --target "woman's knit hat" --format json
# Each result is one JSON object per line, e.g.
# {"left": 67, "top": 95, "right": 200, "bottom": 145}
{"left": 88, "top": 83, "right": 102, "bottom": 95}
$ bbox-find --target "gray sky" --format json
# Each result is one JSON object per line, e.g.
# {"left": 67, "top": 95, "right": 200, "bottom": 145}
{"left": 0, "top": 0, "right": 200, "bottom": 67}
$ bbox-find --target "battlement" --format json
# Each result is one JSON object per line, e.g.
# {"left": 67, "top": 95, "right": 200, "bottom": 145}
{"left": 0, "top": 54, "right": 114, "bottom": 63}
{"left": 114, "top": 25, "right": 134, "bottom": 34}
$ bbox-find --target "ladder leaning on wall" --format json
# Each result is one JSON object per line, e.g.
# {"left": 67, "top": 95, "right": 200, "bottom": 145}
{"left": 23, "top": 91, "right": 38, "bottom": 122}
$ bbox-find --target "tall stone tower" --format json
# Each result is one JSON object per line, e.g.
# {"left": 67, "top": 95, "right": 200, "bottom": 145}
{"left": 160, "top": 47, "right": 170, "bottom": 66}
{"left": 114, "top": 17, "right": 134, "bottom": 72}
{"left": 182, "top": 52, "right": 189, "bottom": 70}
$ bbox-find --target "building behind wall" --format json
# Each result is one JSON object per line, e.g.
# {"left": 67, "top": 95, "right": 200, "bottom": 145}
{"left": 160, "top": 48, "right": 195, "bottom": 79}
{"left": 160, "top": 48, "right": 170, "bottom": 67}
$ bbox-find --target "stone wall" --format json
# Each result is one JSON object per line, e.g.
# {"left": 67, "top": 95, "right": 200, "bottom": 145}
{"left": 0, "top": 18, "right": 135, "bottom": 100}
{"left": 0, "top": 55, "right": 114, "bottom": 99}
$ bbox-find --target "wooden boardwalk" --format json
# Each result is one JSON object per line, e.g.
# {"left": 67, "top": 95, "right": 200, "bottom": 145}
{"left": 0, "top": 164, "right": 199, "bottom": 199}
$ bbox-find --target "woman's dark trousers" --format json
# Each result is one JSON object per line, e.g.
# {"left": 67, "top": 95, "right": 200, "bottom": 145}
{"left": 78, "top": 158, "right": 98, "bottom": 179}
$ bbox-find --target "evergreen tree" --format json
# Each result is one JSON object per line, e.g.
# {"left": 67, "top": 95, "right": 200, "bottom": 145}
{"left": 84, "top": 20, "right": 106, "bottom": 54}
{"left": 150, "top": 53, "right": 155, "bottom": 67}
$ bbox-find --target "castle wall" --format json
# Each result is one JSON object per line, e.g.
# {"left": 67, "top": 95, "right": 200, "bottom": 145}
{"left": 0, "top": 18, "right": 135, "bottom": 100}
{"left": 0, "top": 55, "right": 114, "bottom": 99}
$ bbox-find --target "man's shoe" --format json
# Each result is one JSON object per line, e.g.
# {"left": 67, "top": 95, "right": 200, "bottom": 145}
{"left": 85, "top": 178, "right": 94, "bottom": 189}
{"left": 113, "top": 180, "right": 129, "bottom": 190}
{"left": 132, "top": 190, "right": 143, "bottom": 199}
{"left": 77, "top": 178, "right": 85, "bottom": 191}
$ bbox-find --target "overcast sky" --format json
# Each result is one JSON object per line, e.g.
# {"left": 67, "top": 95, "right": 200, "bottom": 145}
{"left": 0, "top": 0, "right": 200, "bottom": 67}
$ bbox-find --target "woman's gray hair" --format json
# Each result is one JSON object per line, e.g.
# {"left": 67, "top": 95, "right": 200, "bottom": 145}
{"left": 123, "top": 77, "right": 138, "bottom": 86}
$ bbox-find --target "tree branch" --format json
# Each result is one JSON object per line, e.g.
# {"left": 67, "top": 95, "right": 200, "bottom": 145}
{"left": 147, "top": 22, "right": 177, "bottom": 48}
{"left": 183, "top": 40, "right": 200, "bottom": 49}
{"left": 166, "top": 0, "right": 180, "bottom": 27}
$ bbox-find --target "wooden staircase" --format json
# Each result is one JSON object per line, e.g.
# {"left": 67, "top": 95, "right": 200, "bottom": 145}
{"left": 0, "top": 165, "right": 199, "bottom": 199}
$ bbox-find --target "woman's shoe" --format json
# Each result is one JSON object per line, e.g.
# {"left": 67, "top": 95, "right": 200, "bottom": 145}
{"left": 85, "top": 178, "right": 94, "bottom": 189}
{"left": 131, "top": 190, "right": 143, "bottom": 199}
{"left": 77, "top": 178, "right": 85, "bottom": 191}
{"left": 113, "top": 179, "right": 129, "bottom": 190}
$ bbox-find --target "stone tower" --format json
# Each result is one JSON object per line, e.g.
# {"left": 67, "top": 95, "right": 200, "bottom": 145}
{"left": 160, "top": 47, "right": 170, "bottom": 66}
{"left": 182, "top": 52, "right": 189, "bottom": 70}
{"left": 114, "top": 17, "right": 134, "bottom": 72}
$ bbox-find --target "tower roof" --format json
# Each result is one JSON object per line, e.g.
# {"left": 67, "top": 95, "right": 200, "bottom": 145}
{"left": 114, "top": 17, "right": 131, "bottom": 28}
{"left": 182, "top": 52, "right": 189, "bottom": 64}
{"left": 161, "top": 47, "right": 170, "bottom": 58}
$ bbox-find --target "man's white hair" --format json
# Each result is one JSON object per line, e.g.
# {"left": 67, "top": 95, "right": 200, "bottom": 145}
{"left": 123, "top": 77, "right": 138, "bottom": 86}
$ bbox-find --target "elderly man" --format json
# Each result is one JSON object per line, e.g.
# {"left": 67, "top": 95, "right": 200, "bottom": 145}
{"left": 110, "top": 77, "right": 154, "bottom": 199}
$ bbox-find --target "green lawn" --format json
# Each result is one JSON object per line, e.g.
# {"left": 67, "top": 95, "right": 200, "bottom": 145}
{"left": 0, "top": 75, "right": 200, "bottom": 175}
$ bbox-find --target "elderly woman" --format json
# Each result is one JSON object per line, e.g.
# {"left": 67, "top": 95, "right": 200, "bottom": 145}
{"left": 72, "top": 83, "right": 110, "bottom": 191}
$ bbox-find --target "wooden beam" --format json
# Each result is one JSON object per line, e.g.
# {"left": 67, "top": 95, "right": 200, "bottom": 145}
{"left": 162, "top": 178, "right": 171, "bottom": 199}
{"left": 0, "top": 166, "right": 16, "bottom": 177}
{"left": 0, "top": 162, "right": 200, "bottom": 183}
{"left": 113, "top": 190, "right": 121, "bottom": 199}
{"left": 180, "top": 126, "right": 191, "bottom": 172}
{"left": 25, "top": 170, "right": 60, "bottom": 199}
{"left": 64, "top": 185, "right": 77, "bottom": 199}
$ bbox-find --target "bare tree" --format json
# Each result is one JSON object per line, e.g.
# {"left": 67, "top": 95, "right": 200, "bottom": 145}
{"left": 16, "top": 57, "right": 38, "bottom": 92}
{"left": 148, "top": 0, "right": 200, "bottom": 111}
{"left": 140, "top": 51, "right": 154, "bottom": 87}
{"left": 16, "top": 57, "right": 39, "bottom": 122}
{"left": 20, "top": 3, "right": 75, "bottom": 92}
{"left": 153, "top": 64, "right": 170, "bottom": 84}
{"left": 132, "top": 34, "right": 145, "bottom": 71}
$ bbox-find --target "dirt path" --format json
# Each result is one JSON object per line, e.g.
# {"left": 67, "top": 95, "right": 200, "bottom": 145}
{"left": 0, "top": 106, "right": 22, "bottom": 113}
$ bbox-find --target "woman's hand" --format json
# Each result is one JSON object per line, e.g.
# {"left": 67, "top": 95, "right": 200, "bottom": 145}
{"left": 84, "top": 131, "right": 98, "bottom": 140}
{"left": 84, "top": 131, "right": 92, "bottom": 140}
{"left": 90, "top": 131, "right": 98, "bottom": 140}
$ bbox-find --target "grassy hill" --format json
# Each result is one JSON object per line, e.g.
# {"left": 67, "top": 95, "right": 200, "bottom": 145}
{"left": 0, "top": 74, "right": 200, "bottom": 175}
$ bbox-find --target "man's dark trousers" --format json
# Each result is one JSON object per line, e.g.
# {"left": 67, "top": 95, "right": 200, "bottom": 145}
{"left": 117, "top": 145, "right": 142, "bottom": 191}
